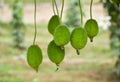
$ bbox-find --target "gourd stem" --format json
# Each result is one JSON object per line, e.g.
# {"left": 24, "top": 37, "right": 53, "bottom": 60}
{"left": 52, "top": 0, "right": 56, "bottom": 15}
{"left": 55, "top": 67, "right": 59, "bottom": 71}
{"left": 33, "top": 0, "right": 37, "bottom": 45}
{"left": 54, "top": 0, "right": 59, "bottom": 16}
{"left": 76, "top": 50, "right": 80, "bottom": 55}
{"left": 55, "top": 64, "right": 59, "bottom": 71}
{"left": 35, "top": 68, "right": 38, "bottom": 73}
{"left": 60, "top": 0, "right": 64, "bottom": 20}
{"left": 90, "top": 0, "right": 93, "bottom": 19}
{"left": 78, "top": 0, "right": 83, "bottom": 26}
{"left": 90, "top": 38, "right": 93, "bottom": 42}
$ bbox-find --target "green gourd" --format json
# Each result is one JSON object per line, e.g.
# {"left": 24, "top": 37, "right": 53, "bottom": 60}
{"left": 70, "top": 27, "right": 88, "bottom": 55}
{"left": 27, "top": 45, "right": 43, "bottom": 72}
{"left": 47, "top": 40, "right": 65, "bottom": 70}
{"left": 84, "top": 19, "right": 99, "bottom": 42}
{"left": 48, "top": 15, "right": 61, "bottom": 35}
{"left": 54, "top": 24, "right": 70, "bottom": 47}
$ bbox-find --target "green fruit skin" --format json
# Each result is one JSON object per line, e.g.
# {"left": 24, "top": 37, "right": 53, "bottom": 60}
{"left": 54, "top": 24, "right": 70, "bottom": 46}
{"left": 85, "top": 19, "right": 99, "bottom": 40}
{"left": 47, "top": 40, "right": 65, "bottom": 65}
{"left": 48, "top": 15, "right": 61, "bottom": 35}
{"left": 70, "top": 27, "right": 88, "bottom": 50}
{"left": 27, "top": 45, "right": 43, "bottom": 72}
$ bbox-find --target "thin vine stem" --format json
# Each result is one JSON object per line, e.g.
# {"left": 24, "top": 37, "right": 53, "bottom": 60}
{"left": 78, "top": 0, "right": 83, "bottom": 26}
{"left": 33, "top": 0, "right": 37, "bottom": 45}
{"left": 60, "top": 0, "right": 64, "bottom": 20}
{"left": 54, "top": 0, "right": 59, "bottom": 16}
{"left": 52, "top": 0, "right": 56, "bottom": 15}
{"left": 90, "top": 0, "right": 93, "bottom": 19}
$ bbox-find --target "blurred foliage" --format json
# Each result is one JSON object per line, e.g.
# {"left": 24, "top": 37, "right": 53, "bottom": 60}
{"left": 4, "top": 0, "right": 50, "bottom": 4}
{"left": 65, "top": 0, "right": 80, "bottom": 27}
{"left": 10, "top": 0, "right": 25, "bottom": 49}
{"left": 102, "top": 0, "right": 120, "bottom": 79}
{"left": 4, "top": 0, "right": 100, "bottom": 4}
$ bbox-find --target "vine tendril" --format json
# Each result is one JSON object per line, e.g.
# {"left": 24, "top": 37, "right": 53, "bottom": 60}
{"left": 78, "top": 0, "right": 83, "bottom": 26}
{"left": 54, "top": 0, "right": 59, "bottom": 16}
{"left": 90, "top": 0, "right": 93, "bottom": 19}
{"left": 60, "top": 0, "right": 64, "bottom": 20}
{"left": 52, "top": 0, "right": 56, "bottom": 15}
{"left": 33, "top": 0, "right": 37, "bottom": 45}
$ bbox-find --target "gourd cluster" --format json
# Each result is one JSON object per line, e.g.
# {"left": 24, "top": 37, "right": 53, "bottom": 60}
{"left": 26, "top": 0, "right": 99, "bottom": 72}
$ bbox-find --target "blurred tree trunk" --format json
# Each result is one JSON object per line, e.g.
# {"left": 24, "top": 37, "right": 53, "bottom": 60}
{"left": 102, "top": 0, "right": 120, "bottom": 79}
{"left": 11, "top": 0, "right": 25, "bottom": 49}
{"left": 65, "top": 0, "right": 80, "bottom": 27}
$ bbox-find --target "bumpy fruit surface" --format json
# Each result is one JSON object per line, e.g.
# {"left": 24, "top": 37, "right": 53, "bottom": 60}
{"left": 54, "top": 24, "right": 70, "bottom": 46}
{"left": 85, "top": 19, "right": 99, "bottom": 42}
{"left": 70, "top": 27, "right": 88, "bottom": 54}
{"left": 27, "top": 45, "right": 43, "bottom": 72}
{"left": 48, "top": 15, "right": 61, "bottom": 35}
{"left": 47, "top": 40, "right": 65, "bottom": 66}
